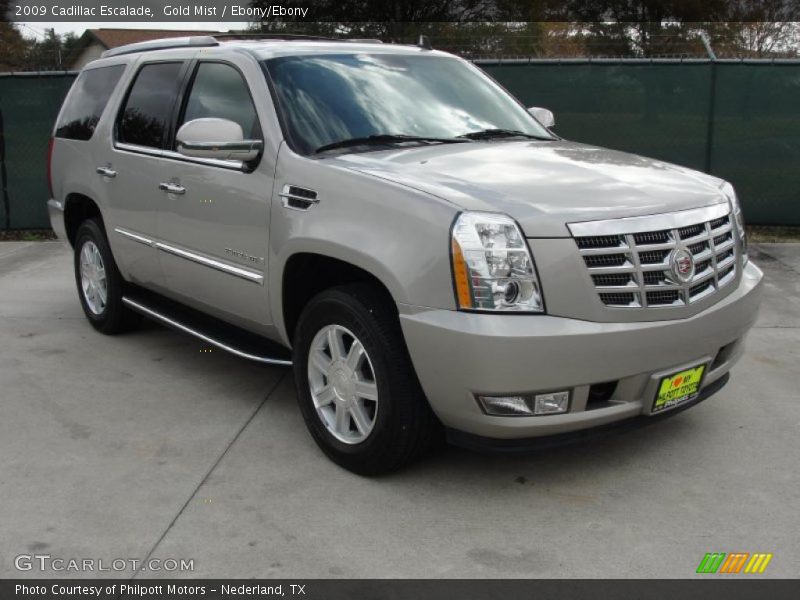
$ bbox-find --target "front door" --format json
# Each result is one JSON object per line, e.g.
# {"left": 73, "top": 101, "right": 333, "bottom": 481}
{"left": 154, "top": 60, "right": 273, "bottom": 331}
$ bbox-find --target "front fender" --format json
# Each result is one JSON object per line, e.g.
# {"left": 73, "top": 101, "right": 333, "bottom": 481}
{"left": 268, "top": 148, "right": 460, "bottom": 345}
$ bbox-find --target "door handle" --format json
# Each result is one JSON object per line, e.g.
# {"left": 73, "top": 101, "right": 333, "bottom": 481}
{"left": 96, "top": 166, "right": 117, "bottom": 178}
{"left": 158, "top": 182, "right": 186, "bottom": 195}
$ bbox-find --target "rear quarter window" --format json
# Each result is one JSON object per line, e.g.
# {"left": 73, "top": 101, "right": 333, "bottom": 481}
{"left": 55, "top": 65, "right": 125, "bottom": 141}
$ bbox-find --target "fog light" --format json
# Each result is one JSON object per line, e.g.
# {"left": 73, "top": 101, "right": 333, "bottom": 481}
{"left": 533, "top": 391, "right": 569, "bottom": 415}
{"left": 477, "top": 395, "right": 533, "bottom": 416}
{"left": 477, "top": 391, "right": 570, "bottom": 416}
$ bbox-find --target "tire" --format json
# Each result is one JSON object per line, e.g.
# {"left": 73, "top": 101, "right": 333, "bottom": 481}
{"left": 73, "top": 219, "right": 139, "bottom": 334}
{"left": 292, "top": 283, "right": 440, "bottom": 475}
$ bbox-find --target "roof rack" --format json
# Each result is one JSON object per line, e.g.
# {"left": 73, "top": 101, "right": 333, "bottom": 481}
{"left": 101, "top": 36, "right": 218, "bottom": 58}
{"left": 213, "top": 33, "right": 383, "bottom": 44}
{"left": 100, "top": 34, "right": 384, "bottom": 59}
{"left": 213, "top": 33, "right": 332, "bottom": 41}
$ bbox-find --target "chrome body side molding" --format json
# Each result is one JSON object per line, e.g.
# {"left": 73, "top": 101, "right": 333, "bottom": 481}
{"left": 114, "top": 142, "right": 245, "bottom": 171}
{"left": 114, "top": 227, "right": 153, "bottom": 246}
{"left": 114, "top": 227, "right": 263, "bottom": 285}
{"left": 154, "top": 242, "right": 264, "bottom": 284}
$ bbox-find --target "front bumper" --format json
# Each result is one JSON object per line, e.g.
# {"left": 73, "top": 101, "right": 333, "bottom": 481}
{"left": 400, "top": 261, "right": 763, "bottom": 440}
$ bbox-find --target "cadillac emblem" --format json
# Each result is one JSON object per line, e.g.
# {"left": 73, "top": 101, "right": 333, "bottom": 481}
{"left": 671, "top": 248, "right": 695, "bottom": 283}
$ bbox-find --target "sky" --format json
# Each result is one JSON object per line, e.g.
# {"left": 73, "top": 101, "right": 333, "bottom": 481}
{"left": 16, "top": 21, "right": 251, "bottom": 39}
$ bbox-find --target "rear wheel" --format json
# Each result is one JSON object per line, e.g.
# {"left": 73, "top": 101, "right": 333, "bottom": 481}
{"left": 292, "top": 284, "right": 439, "bottom": 475}
{"left": 73, "top": 219, "right": 139, "bottom": 334}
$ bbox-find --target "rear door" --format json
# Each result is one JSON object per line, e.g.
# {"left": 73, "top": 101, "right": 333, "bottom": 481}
{"left": 50, "top": 63, "right": 125, "bottom": 234}
{"left": 153, "top": 58, "right": 275, "bottom": 331}
{"left": 108, "top": 59, "right": 190, "bottom": 287}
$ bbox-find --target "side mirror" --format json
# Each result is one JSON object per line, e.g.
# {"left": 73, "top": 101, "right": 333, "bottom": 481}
{"left": 527, "top": 107, "right": 555, "bottom": 129}
{"left": 176, "top": 118, "right": 263, "bottom": 162}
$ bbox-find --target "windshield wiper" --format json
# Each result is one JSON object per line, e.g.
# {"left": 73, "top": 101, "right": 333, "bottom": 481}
{"left": 314, "top": 134, "right": 469, "bottom": 154}
{"left": 457, "top": 128, "right": 553, "bottom": 141}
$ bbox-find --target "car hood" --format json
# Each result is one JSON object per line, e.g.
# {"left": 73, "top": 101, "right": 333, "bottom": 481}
{"left": 327, "top": 140, "right": 728, "bottom": 237}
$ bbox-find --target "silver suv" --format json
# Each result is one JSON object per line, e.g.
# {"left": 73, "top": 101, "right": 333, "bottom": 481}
{"left": 48, "top": 36, "right": 764, "bottom": 474}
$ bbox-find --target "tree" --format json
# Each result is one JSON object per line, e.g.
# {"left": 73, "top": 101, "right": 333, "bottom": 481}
{"left": 0, "top": 23, "right": 28, "bottom": 71}
{"left": 706, "top": 0, "right": 800, "bottom": 57}
{"left": 246, "top": 0, "right": 798, "bottom": 60}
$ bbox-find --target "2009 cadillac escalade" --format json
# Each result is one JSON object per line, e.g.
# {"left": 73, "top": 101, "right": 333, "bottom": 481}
{"left": 47, "top": 35, "right": 763, "bottom": 474}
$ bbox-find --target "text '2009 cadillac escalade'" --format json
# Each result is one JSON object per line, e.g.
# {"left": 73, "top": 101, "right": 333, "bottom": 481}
{"left": 47, "top": 35, "right": 763, "bottom": 475}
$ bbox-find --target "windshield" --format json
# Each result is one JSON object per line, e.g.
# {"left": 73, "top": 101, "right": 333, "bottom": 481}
{"left": 263, "top": 53, "right": 555, "bottom": 155}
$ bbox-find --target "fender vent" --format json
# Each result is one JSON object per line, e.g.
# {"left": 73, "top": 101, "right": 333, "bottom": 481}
{"left": 280, "top": 185, "right": 319, "bottom": 211}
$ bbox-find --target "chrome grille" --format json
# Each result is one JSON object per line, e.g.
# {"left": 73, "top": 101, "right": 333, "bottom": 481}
{"left": 572, "top": 207, "right": 737, "bottom": 309}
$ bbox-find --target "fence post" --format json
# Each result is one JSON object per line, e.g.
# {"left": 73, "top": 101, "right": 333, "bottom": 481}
{"left": 0, "top": 110, "right": 10, "bottom": 230}
{"left": 700, "top": 33, "right": 717, "bottom": 174}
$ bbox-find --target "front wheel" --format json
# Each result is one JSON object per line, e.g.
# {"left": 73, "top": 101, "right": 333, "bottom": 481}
{"left": 292, "top": 284, "right": 439, "bottom": 475}
{"left": 73, "top": 219, "right": 139, "bottom": 334}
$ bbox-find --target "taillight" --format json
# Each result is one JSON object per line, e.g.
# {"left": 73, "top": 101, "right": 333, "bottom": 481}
{"left": 46, "top": 137, "right": 54, "bottom": 198}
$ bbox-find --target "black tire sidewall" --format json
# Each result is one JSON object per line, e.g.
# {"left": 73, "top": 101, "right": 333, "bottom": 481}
{"left": 293, "top": 285, "right": 436, "bottom": 475}
{"left": 294, "top": 293, "right": 399, "bottom": 459}
{"left": 73, "top": 219, "right": 126, "bottom": 331}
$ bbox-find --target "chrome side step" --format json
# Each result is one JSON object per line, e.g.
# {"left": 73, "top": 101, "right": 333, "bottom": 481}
{"left": 122, "top": 291, "right": 292, "bottom": 367}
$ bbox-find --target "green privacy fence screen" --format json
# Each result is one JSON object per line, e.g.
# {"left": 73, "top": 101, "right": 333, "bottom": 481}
{"left": 482, "top": 59, "right": 800, "bottom": 226}
{"left": 0, "top": 60, "right": 798, "bottom": 229}
{"left": 0, "top": 72, "right": 75, "bottom": 230}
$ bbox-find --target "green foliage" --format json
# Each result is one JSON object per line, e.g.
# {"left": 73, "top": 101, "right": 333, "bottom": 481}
{"left": 0, "top": 23, "right": 76, "bottom": 71}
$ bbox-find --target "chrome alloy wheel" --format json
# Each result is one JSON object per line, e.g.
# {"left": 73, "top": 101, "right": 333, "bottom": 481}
{"left": 307, "top": 324, "right": 379, "bottom": 444}
{"left": 79, "top": 240, "right": 107, "bottom": 315}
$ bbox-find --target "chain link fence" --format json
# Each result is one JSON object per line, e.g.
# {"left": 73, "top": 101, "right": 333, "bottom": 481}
{"left": 0, "top": 58, "right": 798, "bottom": 229}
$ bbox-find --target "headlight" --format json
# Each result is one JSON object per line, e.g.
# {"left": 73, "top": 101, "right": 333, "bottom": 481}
{"left": 721, "top": 182, "right": 748, "bottom": 266}
{"left": 451, "top": 212, "right": 544, "bottom": 312}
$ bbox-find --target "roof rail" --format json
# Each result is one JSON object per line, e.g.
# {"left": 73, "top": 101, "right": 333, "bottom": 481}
{"left": 212, "top": 33, "right": 383, "bottom": 44}
{"left": 213, "top": 33, "right": 334, "bottom": 41}
{"left": 99, "top": 33, "right": 386, "bottom": 60}
{"left": 101, "top": 36, "right": 219, "bottom": 58}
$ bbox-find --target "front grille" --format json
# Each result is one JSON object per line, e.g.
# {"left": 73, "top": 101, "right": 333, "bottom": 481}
{"left": 647, "top": 290, "right": 682, "bottom": 306}
{"left": 599, "top": 292, "right": 637, "bottom": 306}
{"left": 709, "top": 215, "right": 730, "bottom": 229}
{"left": 678, "top": 223, "right": 705, "bottom": 239}
{"left": 639, "top": 249, "right": 670, "bottom": 264}
{"left": 643, "top": 271, "right": 667, "bottom": 286}
{"left": 573, "top": 208, "right": 738, "bottom": 309}
{"left": 584, "top": 254, "right": 627, "bottom": 268}
{"left": 592, "top": 273, "right": 634, "bottom": 287}
{"left": 576, "top": 235, "right": 624, "bottom": 249}
{"left": 690, "top": 279, "right": 713, "bottom": 297}
{"left": 633, "top": 230, "right": 670, "bottom": 245}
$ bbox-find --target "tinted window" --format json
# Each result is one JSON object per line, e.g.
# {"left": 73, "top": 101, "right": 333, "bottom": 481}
{"left": 55, "top": 65, "right": 125, "bottom": 140}
{"left": 117, "top": 62, "right": 184, "bottom": 148}
{"left": 179, "top": 62, "right": 260, "bottom": 140}
{"left": 264, "top": 54, "right": 554, "bottom": 155}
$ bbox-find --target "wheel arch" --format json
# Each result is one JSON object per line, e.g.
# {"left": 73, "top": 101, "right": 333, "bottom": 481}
{"left": 279, "top": 251, "right": 400, "bottom": 346}
{"left": 64, "top": 193, "right": 104, "bottom": 247}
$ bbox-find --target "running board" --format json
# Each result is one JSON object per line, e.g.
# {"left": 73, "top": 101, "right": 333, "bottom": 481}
{"left": 122, "top": 288, "right": 292, "bottom": 366}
